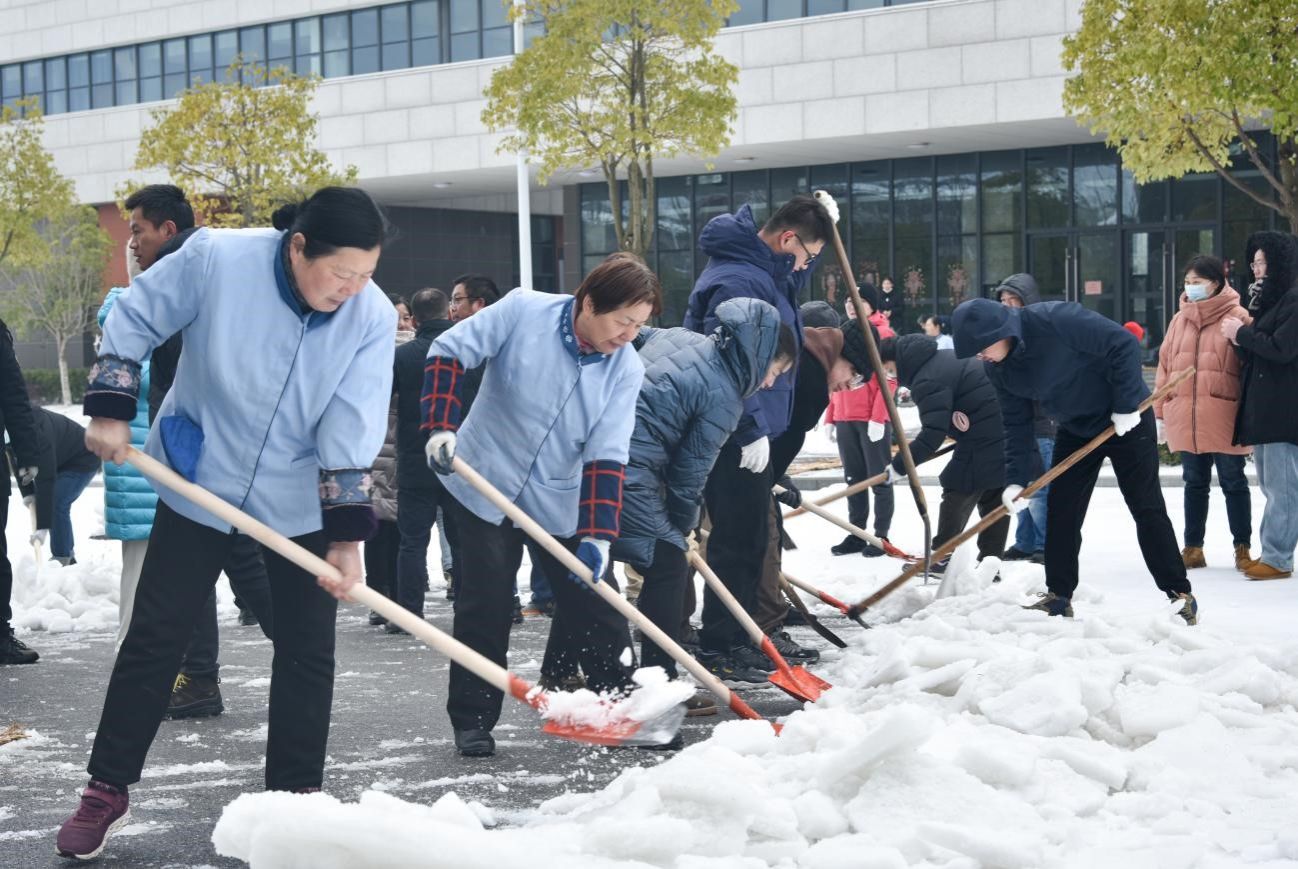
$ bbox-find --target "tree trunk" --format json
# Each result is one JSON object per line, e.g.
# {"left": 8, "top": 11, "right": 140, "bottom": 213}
{"left": 1280, "top": 136, "right": 1298, "bottom": 231}
{"left": 56, "top": 334, "right": 71, "bottom": 405}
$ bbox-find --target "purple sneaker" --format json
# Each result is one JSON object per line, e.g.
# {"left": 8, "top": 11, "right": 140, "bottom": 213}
{"left": 56, "top": 779, "right": 130, "bottom": 861}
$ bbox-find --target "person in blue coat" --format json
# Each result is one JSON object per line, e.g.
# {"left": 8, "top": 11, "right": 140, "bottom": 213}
{"left": 682, "top": 195, "right": 835, "bottom": 671}
{"left": 614, "top": 298, "right": 795, "bottom": 682}
{"left": 952, "top": 298, "right": 1196, "bottom": 624}
{"left": 57, "top": 187, "right": 395, "bottom": 862}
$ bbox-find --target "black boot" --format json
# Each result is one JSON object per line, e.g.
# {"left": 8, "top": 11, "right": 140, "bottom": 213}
{"left": 830, "top": 534, "right": 865, "bottom": 556}
{"left": 164, "top": 674, "right": 223, "bottom": 719}
{"left": 0, "top": 627, "right": 38, "bottom": 665}
{"left": 454, "top": 728, "right": 495, "bottom": 758}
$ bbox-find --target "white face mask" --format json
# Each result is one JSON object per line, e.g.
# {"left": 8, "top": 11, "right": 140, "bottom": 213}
{"left": 1185, "top": 283, "right": 1210, "bottom": 302}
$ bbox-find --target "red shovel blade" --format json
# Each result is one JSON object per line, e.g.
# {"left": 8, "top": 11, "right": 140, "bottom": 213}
{"left": 760, "top": 637, "right": 831, "bottom": 703}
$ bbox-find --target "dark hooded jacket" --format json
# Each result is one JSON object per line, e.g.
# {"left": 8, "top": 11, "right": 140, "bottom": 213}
{"left": 892, "top": 334, "right": 1004, "bottom": 493}
{"left": 614, "top": 297, "right": 783, "bottom": 568}
{"left": 394, "top": 317, "right": 456, "bottom": 489}
{"left": 994, "top": 273, "right": 1057, "bottom": 442}
{"left": 1233, "top": 231, "right": 1298, "bottom": 446}
{"left": 684, "top": 205, "right": 810, "bottom": 446}
{"left": 953, "top": 298, "right": 1148, "bottom": 486}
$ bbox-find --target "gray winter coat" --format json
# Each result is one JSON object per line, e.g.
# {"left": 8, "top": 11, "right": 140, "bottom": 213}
{"left": 613, "top": 298, "right": 782, "bottom": 569}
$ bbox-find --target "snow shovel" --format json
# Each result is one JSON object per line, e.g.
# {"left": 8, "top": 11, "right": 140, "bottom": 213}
{"left": 453, "top": 456, "right": 779, "bottom": 733}
{"left": 686, "top": 550, "right": 830, "bottom": 703}
{"left": 779, "top": 576, "right": 848, "bottom": 648}
{"left": 774, "top": 484, "right": 919, "bottom": 562}
{"left": 783, "top": 570, "right": 870, "bottom": 630}
{"left": 782, "top": 443, "right": 956, "bottom": 520}
{"left": 846, "top": 366, "right": 1196, "bottom": 619}
{"left": 123, "top": 448, "right": 666, "bottom": 749}
{"left": 28, "top": 502, "right": 42, "bottom": 577}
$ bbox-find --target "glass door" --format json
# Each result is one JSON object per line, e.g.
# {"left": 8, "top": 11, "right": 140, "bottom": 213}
{"left": 1028, "top": 233, "right": 1070, "bottom": 303}
{"left": 1126, "top": 230, "right": 1167, "bottom": 360}
{"left": 1028, "top": 231, "right": 1118, "bottom": 315}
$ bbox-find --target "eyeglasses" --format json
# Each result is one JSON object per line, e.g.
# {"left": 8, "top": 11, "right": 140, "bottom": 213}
{"left": 794, "top": 235, "right": 823, "bottom": 269}
{"left": 450, "top": 294, "right": 473, "bottom": 307}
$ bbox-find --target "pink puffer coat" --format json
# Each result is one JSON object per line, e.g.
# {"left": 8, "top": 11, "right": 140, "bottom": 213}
{"left": 1154, "top": 286, "right": 1252, "bottom": 455}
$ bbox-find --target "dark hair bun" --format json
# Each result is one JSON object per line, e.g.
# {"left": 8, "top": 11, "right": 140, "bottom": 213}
{"left": 272, "top": 201, "right": 303, "bottom": 231}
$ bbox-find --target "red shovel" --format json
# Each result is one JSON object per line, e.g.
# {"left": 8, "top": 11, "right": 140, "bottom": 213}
{"left": 454, "top": 456, "right": 780, "bottom": 733}
{"left": 687, "top": 551, "right": 830, "bottom": 703}
{"left": 125, "top": 448, "right": 671, "bottom": 748}
{"left": 783, "top": 570, "right": 870, "bottom": 630}
{"left": 775, "top": 483, "right": 919, "bottom": 562}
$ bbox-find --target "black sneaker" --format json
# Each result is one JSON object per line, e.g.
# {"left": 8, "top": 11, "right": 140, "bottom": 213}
{"left": 830, "top": 535, "right": 865, "bottom": 556}
{"left": 1002, "top": 546, "right": 1034, "bottom": 561}
{"left": 0, "top": 627, "right": 39, "bottom": 665}
{"left": 511, "top": 596, "right": 524, "bottom": 626}
{"left": 368, "top": 611, "right": 387, "bottom": 626}
{"left": 1023, "top": 592, "right": 1073, "bottom": 618}
{"left": 237, "top": 608, "right": 259, "bottom": 627}
{"left": 164, "top": 673, "right": 223, "bottom": 719}
{"left": 924, "top": 557, "right": 949, "bottom": 575}
{"left": 384, "top": 620, "right": 410, "bottom": 635}
{"left": 730, "top": 644, "right": 776, "bottom": 674}
{"left": 1029, "top": 551, "right": 1045, "bottom": 565}
{"left": 697, "top": 650, "right": 768, "bottom": 685}
{"left": 861, "top": 539, "right": 888, "bottom": 558}
{"left": 454, "top": 728, "right": 495, "bottom": 758}
{"left": 766, "top": 629, "right": 820, "bottom": 664}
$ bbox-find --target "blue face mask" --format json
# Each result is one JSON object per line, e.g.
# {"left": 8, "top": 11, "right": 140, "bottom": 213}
{"left": 1185, "top": 283, "right": 1210, "bottom": 302}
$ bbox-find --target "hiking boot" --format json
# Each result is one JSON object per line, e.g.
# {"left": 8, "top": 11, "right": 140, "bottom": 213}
{"left": 730, "top": 644, "right": 776, "bottom": 674}
{"left": 766, "top": 629, "right": 820, "bottom": 664}
{"left": 830, "top": 535, "right": 865, "bottom": 556}
{"left": 1023, "top": 592, "right": 1073, "bottom": 618}
{"left": 0, "top": 627, "right": 39, "bottom": 665}
{"left": 511, "top": 596, "right": 524, "bottom": 626}
{"left": 1234, "top": 544, "right": 1256, "bottom": 573}
{"left": 1175, "top": 592, "right": 1199, "bottom": 626}
{"left": 1245, "top": 561, "right": 1292, "bottom": 581}
{"left": 861, "top": 539, "right": 887, "bottom": 558}
{"left": 237, "top": 608, "right": 260, "bottom": 627}
{"left": 697, "top": 650, "right": 768, "bottom": 685}
{"left": 165, "top": 673, "right": 223, "bottom": 719}
{"left": 685, "top": 690, "right": 718, "bottom": 717}
{"left": 1002, "top": 546, "right": 1034, "bottom": 562}
{"left": 454, "top": 728, "right": 495, "bottom": 758}
{"left": 368, "top": 611, "right": 387, "bottom": 626}
{"left": 1181, "top": 546, "right": 1206, "bottom": 569}
{"left": 56, "top": 779, "right": 130, "bottom": 861}
{"left": 680, "top": 625, "right": 701, "bottom": 654}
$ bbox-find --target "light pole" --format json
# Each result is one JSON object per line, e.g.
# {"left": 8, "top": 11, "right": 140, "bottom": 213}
{"left": 513, "top": 0, "right": 532, "bottom": 290}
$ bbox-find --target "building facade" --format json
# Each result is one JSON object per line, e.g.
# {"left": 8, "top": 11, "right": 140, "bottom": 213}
{"left": 0, "top": 0, "right": 1280, "bottom": 366}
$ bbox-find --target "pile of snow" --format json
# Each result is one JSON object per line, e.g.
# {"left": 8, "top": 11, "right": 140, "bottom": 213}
{"left": 6, "top": 552, "right": 121, "bottom": 634}
{"left": 539, "top": 666, "right": 693, "bottom": 746}
{"left": 211, "top": 559, "right": 1298, "bottom": 867}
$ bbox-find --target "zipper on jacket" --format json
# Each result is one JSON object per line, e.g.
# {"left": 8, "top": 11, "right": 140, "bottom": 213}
{"left": 1190, "top": 325, "right": 1200, "bottom": 454}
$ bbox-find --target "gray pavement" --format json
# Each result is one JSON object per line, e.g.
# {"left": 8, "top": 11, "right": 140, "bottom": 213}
{"left": 1, "top": 588, "right": 814, "bottom": 867}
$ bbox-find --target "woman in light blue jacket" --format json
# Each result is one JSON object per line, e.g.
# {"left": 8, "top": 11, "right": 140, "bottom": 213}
{"left": 56, "top": 188, "right": 396, "bottom": 862}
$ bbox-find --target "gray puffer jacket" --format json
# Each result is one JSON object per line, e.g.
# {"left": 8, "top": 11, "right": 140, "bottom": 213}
{"left": 613, "top": 297, "right": 782, "bottom": 569}
{"left": 372, "top": 330, "right": 414, "bottom": 521}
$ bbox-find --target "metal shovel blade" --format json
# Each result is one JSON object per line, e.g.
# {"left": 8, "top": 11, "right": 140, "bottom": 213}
{"left": 541, "top": 701, "right": 687, "bottom": 748}
{"left": 758, "top": 637, "right": 831, "bottom": 703}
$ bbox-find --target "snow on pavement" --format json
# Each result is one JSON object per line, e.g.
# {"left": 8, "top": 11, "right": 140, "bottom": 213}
{"left": 203, "top": 482, "right": 1298, "bottom": 868}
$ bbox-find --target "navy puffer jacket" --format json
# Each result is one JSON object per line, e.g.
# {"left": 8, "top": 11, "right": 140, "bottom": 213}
{"left": 684, "top": 205, "right": 808, "bottom": 446}
{"left": 613, "top": 298, "right": 782, "bottom": 569}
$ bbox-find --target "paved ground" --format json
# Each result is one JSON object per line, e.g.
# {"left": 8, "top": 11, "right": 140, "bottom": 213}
{"left": 1, "top": 588, "right": 818, "bottom": 867}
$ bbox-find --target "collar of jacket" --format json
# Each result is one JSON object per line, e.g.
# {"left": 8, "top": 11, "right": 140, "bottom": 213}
{"left": 559, "top": 295, "right": 609, "bottom": 366}
{"left": 416, "top": 319, "right": 453, "bottom": 338}
{"left": 1178, "top": 285, "right": 1244, "bottom": 327}
{"left": 275, "top": 231, "right": 338, "bottom": 328}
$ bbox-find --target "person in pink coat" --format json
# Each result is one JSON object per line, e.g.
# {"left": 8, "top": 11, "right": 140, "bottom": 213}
{"left": 1154, "top": 254, "right": 1254, "bottom": 571}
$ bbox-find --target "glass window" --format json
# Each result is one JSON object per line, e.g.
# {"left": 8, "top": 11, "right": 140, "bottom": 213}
{"left": 937, "top": 234, "right": 978, "bottom": 314}
{"left": 240, "top": 25, "right": 266, "bottom": 63}
{"left": 656, "top": 250, "right": 694, "bottom": 327}
{"left": 381, "top": 4, "right": 410, "bottom": 70}
{"left": 1120, "top": 171, "right": 1166, "bottom": 224}
{"left": 657, "top": 176, "right": 693, "bottom": 251}
{"left": 848, "top": 0, "right": 887, "bottom": 8}
{"left": 770, "top": 166, "right": 808, "bottom": 206}
{"left": 67, "top": 55, "right": 89, "bottom": 111}
{"left": 1171, "top": 172, "right": 1217, "bottom": 222}
{"left": 936, "top": 154, "right": 977, "bottom": 236}
{"left": 43, "top": 57, "right": 67, "bottom": 114}
{"left": 188, "top": 34, "right": 212, "bottom": 85}
{"left": 1223, "top": 167, "right": 1270, "bottom": 224}
{"left": 851, "top": 161, "right": 890, "bottom": 289}
{"left": 163, "top": 38, "right": 187, "bottom": 97}
{"left": 296, "top": 18, "right": 322, "bottom": 75}
{"left": 694, "top": 173, "right": 730, "bottom": 241}
{"left": 1072, "top": 144, "right": 1117, "bottom": 227}
{"left": 809, "top": 0, "right": 847, "bottom": 14}
{"left": 139, "top": 43, "right": 161, "bottom": 78}
{"left": 214, "top": 30, "right": 239, "bottom": 81}
{"left": 323, "top": 13, "right": 350, "bottom": 77}
{"left": 483, "top": 0, "right": 509, "bottom": 29}
{"left": 2, "top": 65, "right": 20, "bottom": 112}
{"left": 895, "top": 235, "right": 934, "bottom": 316}
{"left": 482, "top": 26, "right": 512, "bottom": 57}
{"left": 581, "top": 185, "right": 616, "bottom": 254}
{"left": 731, "top": 169, "right": 769, "bottom": 224}
{"left": 728, "top": 1, "right": 763, "bottom": 25}
{"left": 981, "top": 150, "right": 1022, "bottom": 233}
{"left": 90, "top": 50, "right": 113, "bottom": 108}
{"left": 353, "top": 9, "right": 379, "bottom": 46}
{"left": 451, "top": 0, "right": 480, "bottom": 60}
{"left": 412, "top": 1, "right": 440, "bottom": 65}
{"left": 268, "top": 22, "right": 293, "bottom": 72}
{"left": 768, "top": 0, "right": 802, "bottom": 20}
{"left": 893, "top": 157, "right": 933, "bottom": 238}
{"left": 1025, "top": 146, "right": 1068, "bottom": 228}
{"left": 113, "top": 47, "right": 136, "bottom": 104}
{"left": 982, "top": 233, "right": 1022, "bottom": 294}
{"left": 23, "top": 60, "right": 43, "bottom": 97}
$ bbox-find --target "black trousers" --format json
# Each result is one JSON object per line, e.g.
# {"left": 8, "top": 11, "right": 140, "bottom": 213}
{"left": 1045, "top": 409, "right": 1190, "bottom": 599}
{"left": 88, "top": 501, "right": 338, "bottom": 791}
{"left": 363, "top": 519, "right": 400, "bottom": 601}
{"left": 933, "top": 486, "right": 1010, "bottom": 561}
{"left": 700, "top": 441, "right": 772, "bottom": 652}
{"left": 182, "top": 532, "right": 275, "bottom": 678}
{"left": 836, "top": 421, "right": 895, "bottom": 536}
{"left": 448, "top": 504, "right": 634, "bottom": 732}
{"left": 395, "top": 482, "right": 459, "bottom": 616}
{"left": 633, "top": 540, "right": 689, "bottom": 678}
{"left": 0, "top": 468, "right": 13, "bottom": 629}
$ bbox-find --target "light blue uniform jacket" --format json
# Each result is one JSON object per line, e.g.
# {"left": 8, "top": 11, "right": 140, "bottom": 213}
{"left": 98, "top": 227, "right": 396, "bottom": 537}
{"left": 429, "top": 290, "right": 644, "bottom": 538}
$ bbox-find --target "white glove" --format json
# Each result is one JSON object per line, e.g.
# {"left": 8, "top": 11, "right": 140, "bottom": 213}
{"left": 1002, "top": 484, "right": 1029, "bottom": 514}
{"left": 739, "top": 436, "right": 770, "bottom": 474}
{"left": 825, "top": 423, "right": 837, "bottom": 443}
{"left": 867, "top": 420, "right": 885, "bottom": 442}
{"left": 30, "top": 529, "right": 48, "bottom": 547}
{"left": 1111, "top": 410, "right": 1141, "bottom": 437}
{"left": 1156, "top": 419, "right": 1167, "bottom": 445}
{"left": 884, "top": 465, "right": 905, "bottom": 485}
{"left": 22, "top": 495, "right": 35, "bottom": 508}
{"left": 16, "top": 466, "right": 37, "bottom": 486}
{"left": 895, "top": 387, "right": 911, "bottom": 404}
{"left": 425, "top": 431, "right": 457, "bottom": 475}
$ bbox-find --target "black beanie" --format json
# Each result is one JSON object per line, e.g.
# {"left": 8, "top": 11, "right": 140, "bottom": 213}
{"left": 839, "top": 319, "right": 876, "bottom": 374}
{"left": 856, "top": 282, "right": 880, "bottom": 314}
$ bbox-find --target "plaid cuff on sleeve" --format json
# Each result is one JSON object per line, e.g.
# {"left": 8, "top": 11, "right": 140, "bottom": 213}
{"left": 84, "top": 354, "right": 142, "bottom": 421}
{"left": 576, "top": 460, "right": 624, "bottom": 541}
{"left": 420, "top": 355, "right": 465, "bottom": 432}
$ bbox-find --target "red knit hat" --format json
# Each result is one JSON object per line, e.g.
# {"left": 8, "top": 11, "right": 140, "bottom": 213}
{"left": 1123, "top": 321, "right": 1145, "bottom": 342}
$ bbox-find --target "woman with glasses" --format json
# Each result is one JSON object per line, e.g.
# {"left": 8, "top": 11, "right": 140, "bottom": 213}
{"left": 1219, "top": 231, "right": 1298, "bottom": 581}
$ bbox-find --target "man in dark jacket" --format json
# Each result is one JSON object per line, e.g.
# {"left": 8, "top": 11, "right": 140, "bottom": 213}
{"left": 952, "top": 298, "right": 1196, "bottom": 624}
{"left": 0, "top": 321, "right": 45, "bottom": 666}
{"left": 1219, "top": 231, "right": 1298, "bottom": 580}
{"left": 684, "top": 195, "right": 833, "bottom": 666}
{"left": 16, "top": 407, "right": 100, "bottom": 566}
{"left": 880, "top": 334, "right": 1008, "bottom": 567}
{"left": 995, "top": 274, "right": 1057, "bottom": 564}
{"left": 391, "top": 287, "right": 460, "bottom": 627}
